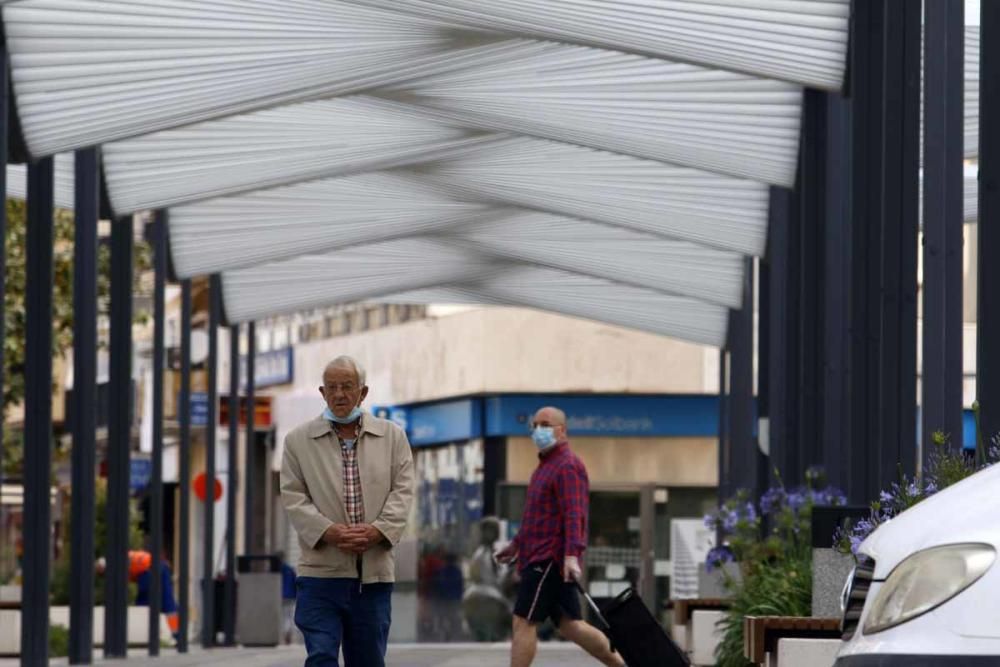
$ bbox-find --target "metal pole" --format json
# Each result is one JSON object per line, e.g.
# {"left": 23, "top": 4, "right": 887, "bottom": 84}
{"left": 69, "top": 148, "right": 99, "bottom": 665}
{"left": 203, "top": 275, "right": 220, "bottom": 648}
{"left": 148, "top": 212, "right": 167, "bottom": 654}
{"left": 178, "top": 280, "right": 192, "bottom": 653}
{"left": 798, "top": 90, "right": 827, "bottom": 478}
{"left": 849, "top": 0, "right": 921, "bottom": 501}
{"left": 922, "top": 0, "right": 966, "bottom": 463}
{"left": 243, "top": 322, "right": 256, "bottom": 555}
{"left": 879, "top": 0, "right": 921, "bottom": 482}
{"left": 716, "top": 346, "right": 729, "bottom": 504}
{"left": 0, "top": 40, "right": 9, "bottom": 490}
{"left": 766, "top": 186, "right": 799, "bottom": 486}
{"left": 976, "top": 0, "right": 1000, "bottom": 451}
{"left": 823, "top": 93, "right": 852, "bottom": 490}
{"left": 848, "top": 0, "right": 883, "bottom": 504}
{"left": 728, "top": 258, "right": 759, "bottom": 498}
{"left": 224, "top": 324, "right": 239, "bottom": 645}
{"left": 105, "top": 215, "right": 133, "bottom": 658}
{"left": 22, "top": 157, "right": 54, "bottom": 667}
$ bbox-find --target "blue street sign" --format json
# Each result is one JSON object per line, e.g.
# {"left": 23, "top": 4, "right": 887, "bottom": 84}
{"left": 130, "top": 458, "right": 152, "bottom": 492}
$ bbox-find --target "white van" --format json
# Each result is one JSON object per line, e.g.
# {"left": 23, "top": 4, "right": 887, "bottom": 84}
{"left": 835, "top": 462, "right": 1000, "bottom": 665}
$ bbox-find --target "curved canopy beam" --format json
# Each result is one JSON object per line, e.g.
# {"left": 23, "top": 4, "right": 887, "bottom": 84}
{"left": 221, "top": 249, "right": 731, "bottom": 346}
{"left": 342, "top": 0, "right": 852, "bottom": 89}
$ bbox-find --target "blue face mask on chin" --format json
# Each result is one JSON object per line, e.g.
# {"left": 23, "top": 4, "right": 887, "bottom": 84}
{"left": 324, "top": 405, "right": 363, "bottom": 425}
{"left": 531, "top": 426, "right": 557, "bottom": 450}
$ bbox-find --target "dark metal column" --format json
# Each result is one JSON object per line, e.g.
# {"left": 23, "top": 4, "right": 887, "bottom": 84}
{"left": 823, "top": 93, "right": 852, "bottom": 490}
{"left": 879, "top": 0, "right": 921, "bottom": 481}
{"left": 757, "top": 259, "right": 772, "bottom": 490}
{"left": 0, "top": 42, "right": 9, "bottom": 482}
{"left": 766, "top": 186, "right": 799, "bottom": 485}
{"left": 727, "top": 258, "right": 759, "bottom": 498}
{"left": 243, "top": 322, "right": 256, "bottom": 555}
{"left": 922, "top": 0, "right": 966, "bottom": 461}
{"left": 976, "top": 0, "right": 1000, "bottom": 452}
{"left": 105, "top": 216, "right": 133, "bottom": 658}
{"left": 69, "top": 148, "right": 99, "bottom": 665}
{"left": 798, "top": 90, "right": 828, "bottom": 478}
{"left": 848, "top": 0, "right": 921, "bottom": 502}
{"left": 224, "top": 324, "right": 239, "bottom": 645}
{"left": 178, "top": 279, "right": 193, "bottom": 653}
{"left": 203, "top": 275, "right": 220, "bottom": 648}
{"left": 22, "top": 158, "right": 54, "bottom": 667}
{"left": 716, "top": 347, "right": 730, "bottom": 503}
{"left": 148, "top": 213, "right": 167, "bottom": 654}
{"left": 848, "top": 0, "right": 883, "bottom": 504}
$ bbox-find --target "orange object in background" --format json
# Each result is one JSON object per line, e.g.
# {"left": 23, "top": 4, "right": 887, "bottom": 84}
{"left": 128, "top": 550, "right": 152, "bottom": 579}
{"left": 193, "top": 472, "right": 223, "bottom": 502}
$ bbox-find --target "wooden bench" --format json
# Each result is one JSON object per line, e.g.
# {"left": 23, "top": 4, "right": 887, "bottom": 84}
{"left": 673, "top": 598, "right": 730, "bottom": 627}
{"left": 743, "top": 616, "right": 842, "bottom": 665}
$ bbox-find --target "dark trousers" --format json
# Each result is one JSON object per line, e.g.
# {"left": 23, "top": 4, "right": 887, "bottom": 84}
{"left": 295, "top": 577, "right": 393, "bottom": 667}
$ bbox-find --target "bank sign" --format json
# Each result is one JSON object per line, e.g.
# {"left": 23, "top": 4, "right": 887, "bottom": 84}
{"left": 381, "top": 394, "right": 723, "bottom": 447}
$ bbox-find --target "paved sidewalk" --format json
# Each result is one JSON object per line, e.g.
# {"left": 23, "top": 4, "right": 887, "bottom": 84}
{"left": 2, "top": 642, "right": 593, "bottom": 666}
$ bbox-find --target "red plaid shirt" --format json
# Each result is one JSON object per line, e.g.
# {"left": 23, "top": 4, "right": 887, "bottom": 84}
{"left": 513, "top": 442, "right": 589, "bottom": 571}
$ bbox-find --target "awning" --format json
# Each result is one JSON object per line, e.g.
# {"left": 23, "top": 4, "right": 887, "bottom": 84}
{"left": 221, "top": 248, "right": 732, "bottom": 346}
{"left": 1, "top": 0, "right": 860, "bottom": 347}
{"left": 340, "top": 0, "right": 852, "bottom": 89}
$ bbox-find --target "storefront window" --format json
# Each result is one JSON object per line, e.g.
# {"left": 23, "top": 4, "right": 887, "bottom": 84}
{"left": 414, "top": 439, "right": 484, "bottom": 642}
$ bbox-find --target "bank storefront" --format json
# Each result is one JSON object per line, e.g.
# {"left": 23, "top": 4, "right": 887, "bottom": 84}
{"left": 374, "top": 393, "right": 721, "bottom": 642}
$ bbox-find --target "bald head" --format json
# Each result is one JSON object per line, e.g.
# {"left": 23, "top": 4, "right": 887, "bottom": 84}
{"left": 531, "top": 406, "right": 568, "bottom": 443}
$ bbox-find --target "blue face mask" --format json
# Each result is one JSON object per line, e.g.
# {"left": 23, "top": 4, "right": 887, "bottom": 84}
{"left": 324, "top": 405, "right": 363, "bottom": 425}
{"left": 531, "top": 426, "right": 557, "bottom": 450}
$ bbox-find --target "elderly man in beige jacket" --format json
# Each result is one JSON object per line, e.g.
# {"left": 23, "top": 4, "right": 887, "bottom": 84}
{"left": 281, "top": 355, "right": 414, "bottom": 667}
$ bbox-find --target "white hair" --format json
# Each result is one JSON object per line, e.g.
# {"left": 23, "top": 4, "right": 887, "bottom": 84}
{"left": 324, "top": 355, "right": 367, "bottom": 386}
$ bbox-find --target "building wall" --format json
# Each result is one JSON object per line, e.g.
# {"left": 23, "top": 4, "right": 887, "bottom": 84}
{"left": 505, "top": 436, "right": 718, "bottom": 487}
{"left": 286, "top": 306, "right": 718, "bottom": 410}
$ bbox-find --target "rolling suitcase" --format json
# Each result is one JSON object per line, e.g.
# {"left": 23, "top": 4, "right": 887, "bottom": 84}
{"left": 578, "top": 583, "right": 690, "bottom": 667}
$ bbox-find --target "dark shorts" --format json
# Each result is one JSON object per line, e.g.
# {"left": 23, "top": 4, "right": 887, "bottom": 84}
{"left": 513, "top": 560, "right": 582, "bottom": 626}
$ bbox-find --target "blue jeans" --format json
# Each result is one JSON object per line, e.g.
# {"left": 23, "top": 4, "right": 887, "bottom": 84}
{"left": 294, "top": 577, "right": 393, "bottom": 667}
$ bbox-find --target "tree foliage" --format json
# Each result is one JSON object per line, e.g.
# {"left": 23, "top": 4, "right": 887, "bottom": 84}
{"left": 2, "top": 198, "right": 151, "bottom": 473}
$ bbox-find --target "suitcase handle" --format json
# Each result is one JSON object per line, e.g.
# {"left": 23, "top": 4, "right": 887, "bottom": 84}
{"left": 572, "top": 579, "right": 612, "bottom": 631}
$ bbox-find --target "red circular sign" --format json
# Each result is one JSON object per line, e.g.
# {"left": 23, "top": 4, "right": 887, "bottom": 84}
{"left": 193, "top": 473, "right": 223, "bottom": 502}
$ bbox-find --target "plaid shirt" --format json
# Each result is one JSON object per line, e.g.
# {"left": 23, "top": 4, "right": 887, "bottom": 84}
{"left": 513, "top": 442, "right": 589, "bottom": 570}
{"left": 336, "top": 428, "right": 365, "bottom": 526}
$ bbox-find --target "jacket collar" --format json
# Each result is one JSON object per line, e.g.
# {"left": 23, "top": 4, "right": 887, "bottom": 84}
{"left": 308, "top": 411, "right": 387, "bottom": 439}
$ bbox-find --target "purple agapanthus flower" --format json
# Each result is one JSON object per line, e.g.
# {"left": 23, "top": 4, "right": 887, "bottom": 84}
{"left": 705, "top": 545, "right": 735, "bottom": 572}
{"left": 879, "top": 490, "right": 894, "bottom": 504}
{"left": 760, "top": 487, "right": 786, "bottom": 515}
{"left": 787, "top": 491, "right": 807, "bottom": 512}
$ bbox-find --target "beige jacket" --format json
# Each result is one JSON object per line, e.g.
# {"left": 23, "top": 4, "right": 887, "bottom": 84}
{"left": 280, "top": 412, "right": 415, "bottom": 582}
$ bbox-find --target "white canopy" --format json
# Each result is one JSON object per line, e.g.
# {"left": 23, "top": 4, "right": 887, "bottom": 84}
{"left": 1, "top": 0, "right": 864, "bottom": 346}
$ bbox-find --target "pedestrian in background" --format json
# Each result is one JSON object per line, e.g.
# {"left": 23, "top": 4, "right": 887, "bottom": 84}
{"left": 278, "top": 551, "right": 298, "bottom": 644}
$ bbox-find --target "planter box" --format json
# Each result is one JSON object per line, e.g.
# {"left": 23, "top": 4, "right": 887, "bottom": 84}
{"left": 0, "top": 606, "right": 173, "bottom": 655}
{"left": 697, "top": 562, "right": 741, "bottom": 599}
{"left": 811, "top": 549, "right": 855, "bottom": 618}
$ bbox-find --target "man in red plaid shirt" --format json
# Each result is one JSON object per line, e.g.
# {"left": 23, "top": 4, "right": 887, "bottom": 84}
{"left": 495, "top": 406, "right": 624, "bottom": 667}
